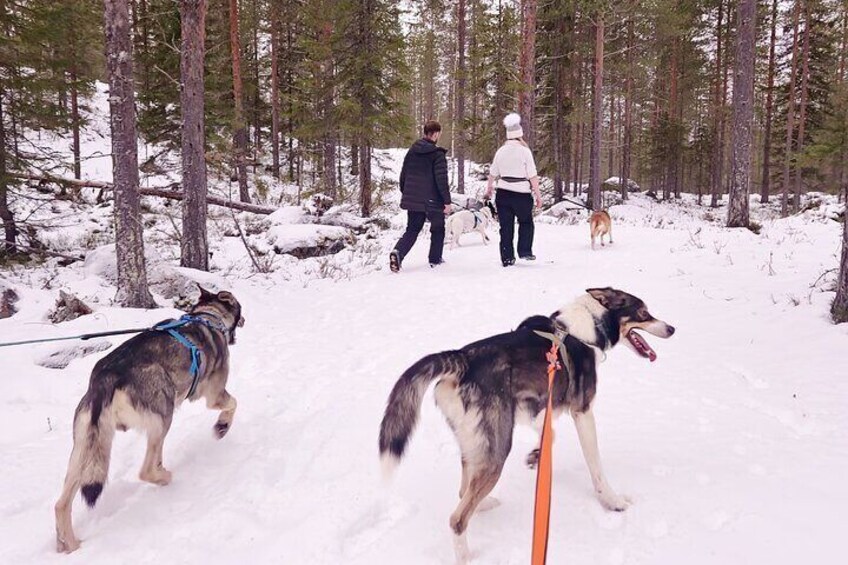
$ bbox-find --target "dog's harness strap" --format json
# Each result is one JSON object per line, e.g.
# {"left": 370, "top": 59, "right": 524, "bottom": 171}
{"left": 154, "top": 314, "right": 227, "bottom": 400}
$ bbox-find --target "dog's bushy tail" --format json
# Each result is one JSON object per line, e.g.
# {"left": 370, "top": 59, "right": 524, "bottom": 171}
{"left": 76, "top": 380, "right": 116, "bottom": 507}
{"left": 379, "top": 351, "right": 467, "bottom": 477}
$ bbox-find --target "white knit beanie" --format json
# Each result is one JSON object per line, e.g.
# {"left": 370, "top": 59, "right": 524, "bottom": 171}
{"left": 503, "top": 113, "right": 524, "bottom": 140}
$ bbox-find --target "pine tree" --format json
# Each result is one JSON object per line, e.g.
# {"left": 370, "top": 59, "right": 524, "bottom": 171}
{"left": 336, "top": 0, "right": 408, "bottom": 216}
{"left": 760, "top": 0, "right": 778, "bottom": 203}
{"left": 588, "top": 11, "right": 604, "bottom": 211}
{"left": 456, "top": 0, "right": 466, "bottom": 194}
{"left": 228, "top": 0, "right": 250, "bottom": 203}
{"left": 269, "top": 0, "right": 282, "bottom": 179}
{"left": 834, "top": 199, "right": 848, "bottom": 322}
{"left": 727, "top": 0, "right": 756, "bottom": 228}
{"left": 536, "top": 0, "right": 575, "bottom": 203}
{"left": 518, "top": 0, "right": 537, "bottom": 147}
{"left": 180, "top": 0, "right": 209, "bottom": 270}
{"left": 103, "top": 0, "right": 155, "bottom": 307}
{"left": 0, "top": 0, "right": 101, "bottom": 256}
{"left": 782, "top": 1, "right": 802, "bottom": 216}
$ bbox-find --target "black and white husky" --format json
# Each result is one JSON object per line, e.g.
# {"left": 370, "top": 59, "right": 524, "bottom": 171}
{"left": 378, "top": 288, "right": 675, "bottom": 563}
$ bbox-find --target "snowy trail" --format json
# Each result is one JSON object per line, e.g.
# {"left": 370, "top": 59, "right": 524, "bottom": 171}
{"left": 1, "top": 219, "right": 847, "bottom": 564}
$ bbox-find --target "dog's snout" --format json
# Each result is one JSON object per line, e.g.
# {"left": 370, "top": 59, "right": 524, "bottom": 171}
{"left": 666, "top": 325, "right": 675, "bottom": 336}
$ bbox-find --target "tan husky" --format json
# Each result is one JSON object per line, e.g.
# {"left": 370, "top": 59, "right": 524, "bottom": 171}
{"left": 54, "top": 287, "right": 244, "bottom": 553}
{"left": 590, "top": 210, "right": 613, "bottom": 249}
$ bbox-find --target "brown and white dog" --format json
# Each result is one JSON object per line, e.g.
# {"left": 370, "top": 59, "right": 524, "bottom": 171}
{"left": 589, "top": 210, "right": 613, "bottom": 249}
{"left": 379, "top": 288, "right": 674, "bottom": 564}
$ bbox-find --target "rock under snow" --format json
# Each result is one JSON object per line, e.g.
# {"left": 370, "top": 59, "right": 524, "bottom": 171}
{"left": 268, "top": 205, "right": 310, "bottom": 225}
{"left": 604, "top": 176, "right": 641, "bottom": 192}
{"left": 267, "top": 224, "right": 352, "bottom": 258}
{"left": 83, "top": 244, "right": 227, "bottom": 307}
{"left": 0, "top": 280, "right": 18, "bottom": 319}
{"left": 48, "top": 291, "right": 93, "bottom": 323}
{"left": 318, "top": 205, "right": 376, "bottom": 234}
{"left": 157, "top": 266, "right": 229, "bottom": 309}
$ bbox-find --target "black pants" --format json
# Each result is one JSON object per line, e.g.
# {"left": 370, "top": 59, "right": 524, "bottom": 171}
{"left": 394, "top": 208, "right": 445, "bottom": 264}
{"left": 495, "top": 188, "right": 534, "bottom": 261}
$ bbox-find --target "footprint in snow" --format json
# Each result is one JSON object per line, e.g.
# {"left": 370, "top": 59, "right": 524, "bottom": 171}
{"left": 341, "top": 497, "right": 412, "bottom": 558}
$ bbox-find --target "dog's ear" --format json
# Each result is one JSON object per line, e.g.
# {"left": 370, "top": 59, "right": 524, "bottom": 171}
{"left": 216, "top": 290, "right": 237, "bottom": 306}
{"left": 586, "top": 287, "right": 626, "bottom": 310}
{"left": 197, "top": 284, "right": 214, "bottom": 300}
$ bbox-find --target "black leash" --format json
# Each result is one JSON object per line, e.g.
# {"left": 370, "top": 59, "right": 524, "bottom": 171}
{"left": 0, "top": 327, "right": 153, "bottom": 348}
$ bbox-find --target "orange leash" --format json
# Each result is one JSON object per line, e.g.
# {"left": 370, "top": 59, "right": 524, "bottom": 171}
{"left": 531, "top": 342, "right": 560, "bottom": 565}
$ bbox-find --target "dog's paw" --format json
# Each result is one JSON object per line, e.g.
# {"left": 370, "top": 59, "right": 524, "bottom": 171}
{"left": 526, "top": 449, "right": 540, "bottom": 469}
{"left": 56, "top": 535, "right": 80, "bottom": 554}
{"left": 598, "top": 491, "right": 631, "bottom": 512}
{"left": 214, "top": 421, "right": 230, "bottom": 439}
{"left": 140, "top": 468, "right": 172, "bottom": 486}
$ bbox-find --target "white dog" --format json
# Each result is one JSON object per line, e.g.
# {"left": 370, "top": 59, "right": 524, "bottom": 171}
{"left": 446, "top": 206, "right": 494, "bottom": 249}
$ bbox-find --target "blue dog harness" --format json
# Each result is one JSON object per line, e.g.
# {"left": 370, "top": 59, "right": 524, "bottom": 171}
{"left": 154, "top": 314, "right": 229, "bottom": 399}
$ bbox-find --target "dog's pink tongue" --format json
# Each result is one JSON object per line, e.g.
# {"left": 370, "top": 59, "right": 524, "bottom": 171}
{"left": 629, "top": 330, "right": 657, "bottom": 362}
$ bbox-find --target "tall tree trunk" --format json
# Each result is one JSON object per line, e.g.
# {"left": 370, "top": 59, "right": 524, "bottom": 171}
{"left": 229, "top": 0, "right": 250, "bottom": 202}
{"left": 589, "top": 13, "right": 604, "bottom": 211}
{"left": 551, "top": 6, "right": 571, "bottom": 204}
{"left": 0, "top": 81, "right": 16, "bottom": 255}
{"left": 180, "top": 0, "right": 209, "bottom": 270}
{"left": 719, "top": 4, "right": 732, "bottom": 198}
{"left": 665, "top": 39, "right": 679, "bottom": 201}
{"left": 710, "top": 0, "right": 726, "bottom": 207}
{"left": 782, "top": 0, "right": 801, "bottom": 217}
{"left": 424, "top": 4, "right": 436, "bottom": 120}
{"left": 456, "top": 0, "right": 466, "bottom": 194}
{"left": 793, "top": 3, "right": 811, "bottom": 214}
{"left": 760, "top": 0, "right": 778, "bottom": 203}
{"left": 350, "top": 141, "right": 359, "bottom": 176}
{"left": 270, "top": 1, "right": 280, "bottom": 179}
{"left": 518, "top": 0, "right": 537, "bottom": 146}
{"left": 574, "top": 121, "right": 582, "bottom": 196}
{"left": 285, "top": 22, "right": 295, "bottom": 181}
{"left": 727, "top": 0, "right": 756, "bottom": 228}
{"left": 621, "top": 9, "right": 633, "bottom": 201}
{"left": 251, "top": 0, "right": 260, "bottom": 152}
{"left": 359, "top": 141, "right": 371, "bottom": 216}
{"left": 70, "top": 65, "right": 82, "bottom": 182}
{"left": 357, "top": 0, "right": 374, "bottom": 217}
{"left": 103, "top": 0, "right": 155, "bottom": 308}
{"left": 608, "top": 89, "right": 615, "bottom": 182}
{"left": 320, "top": 20, "right": 336, "bottom": 200}
{"left": 494, "top": 0, "right": 506, "bottom": 147}
{"left": 834, "top": 191, "right": 848, "bottom": 322}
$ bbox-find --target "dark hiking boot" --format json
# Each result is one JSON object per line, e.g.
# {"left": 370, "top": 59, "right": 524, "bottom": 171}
{"left": 502, "top": 258, "right": 516, "bottom": 267}
{"left": 429, "top": 259, "right": 446, "bottom": 268}
{"left": 519, "top": 254, "right": 537, "bottom": 261}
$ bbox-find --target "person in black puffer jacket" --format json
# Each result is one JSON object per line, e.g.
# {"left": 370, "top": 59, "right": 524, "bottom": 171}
{"left": 390, "top": 121, "right": 453, "bottom": 271}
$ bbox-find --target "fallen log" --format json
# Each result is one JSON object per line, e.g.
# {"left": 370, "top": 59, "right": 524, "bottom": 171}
{"left": 11, "top": 173, "right": 277, "bottom": 215}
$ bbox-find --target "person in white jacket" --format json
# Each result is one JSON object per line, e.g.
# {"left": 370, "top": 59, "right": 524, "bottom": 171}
{"left": 484, "top": 113, "right": 543, "bottom": 267}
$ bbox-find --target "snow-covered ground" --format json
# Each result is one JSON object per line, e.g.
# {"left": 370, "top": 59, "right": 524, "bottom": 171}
{"left": 1, "top": 192, "right": 847, "bottom": 564}
{"left": 2, "top": 81, "right": 847, "bottom": 564}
